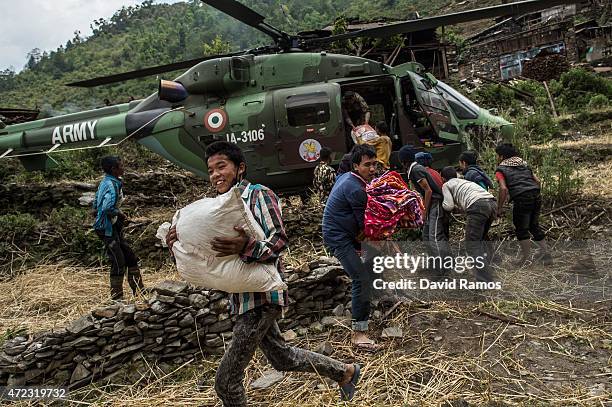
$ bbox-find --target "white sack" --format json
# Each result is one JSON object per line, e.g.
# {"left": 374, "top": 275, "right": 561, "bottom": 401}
{"left": 351, "top": 124, "right": 379, "bottom": 144}
{"left": 156, "top": 222, "right": 171, "bottom": 247}
{"left": 165, "top": 187, "right": 287, "bottom": 293}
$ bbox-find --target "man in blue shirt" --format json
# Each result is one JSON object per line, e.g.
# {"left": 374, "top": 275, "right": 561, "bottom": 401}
{"left": 93, "top": 156, "right": 144, "bottom": 300}
{"left": 323, "top": 144, "right": 379, "bottom": 351}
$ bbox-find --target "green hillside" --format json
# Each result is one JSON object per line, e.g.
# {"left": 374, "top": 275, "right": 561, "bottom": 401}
{"left": 0, "top": 0, "right": 494, "bottom": 114}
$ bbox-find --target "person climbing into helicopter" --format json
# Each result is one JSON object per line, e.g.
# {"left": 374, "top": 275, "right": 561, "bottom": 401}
{"left": 342, "top": 91, "right": 371, "bottom": 131}
{"left": 93, "top": 156, "right": 145, "bottom": 301}
{"left": 165, "top": 141, "right": 361, "bottom": 404}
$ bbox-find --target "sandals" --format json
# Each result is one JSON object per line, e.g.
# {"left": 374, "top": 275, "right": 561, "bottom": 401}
{"left": 339, "top": 364, "right": 361, "bottom": 401}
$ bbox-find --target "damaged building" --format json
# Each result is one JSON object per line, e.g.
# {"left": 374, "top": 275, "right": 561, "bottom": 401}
{"left": 458, "top": 0, "right": 611, "bottom": 80}
{"left": 309, "top": 16, "right": 456, "bottom": 79}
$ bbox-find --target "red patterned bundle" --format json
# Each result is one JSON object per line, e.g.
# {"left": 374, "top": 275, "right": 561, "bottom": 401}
{"left": 364, "top": 171, "right": 425, "bottom": 240}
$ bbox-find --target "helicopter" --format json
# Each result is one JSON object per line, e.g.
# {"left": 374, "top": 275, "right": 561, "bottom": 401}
{"left": 0, "top": 0, "right": 575, "bottom": 194}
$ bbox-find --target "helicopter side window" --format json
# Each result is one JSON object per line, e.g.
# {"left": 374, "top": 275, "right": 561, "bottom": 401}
{"left": 286, "top": 92, "right": 330, "bottom": 127}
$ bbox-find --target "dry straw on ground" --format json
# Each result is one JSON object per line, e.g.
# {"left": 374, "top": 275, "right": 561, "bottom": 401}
{"left": 0, "top": 264, "right": 179, "bottom": 334}
{"left": 4, "top": 261, "right": 610, "bottom": 407}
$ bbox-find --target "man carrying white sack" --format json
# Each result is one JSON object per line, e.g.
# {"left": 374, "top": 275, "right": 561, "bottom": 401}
{"left": 166, "top": 141, "right": 361, "bottom": 405}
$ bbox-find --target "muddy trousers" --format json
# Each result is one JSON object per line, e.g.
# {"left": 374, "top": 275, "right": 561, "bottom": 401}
{"left": 96, "top": 228, "right": 143, "bottom": 300}
{"left": 215, "top": 304, "right": 347, "bottom": 407}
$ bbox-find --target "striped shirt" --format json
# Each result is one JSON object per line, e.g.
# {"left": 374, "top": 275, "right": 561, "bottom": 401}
{"left": 230, "top": 179, "right": 289, "bottom": 315}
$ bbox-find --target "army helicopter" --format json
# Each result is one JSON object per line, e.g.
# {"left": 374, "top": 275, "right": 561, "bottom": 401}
{"left": 0, "top": 0, "right": 575, "bottom": 193}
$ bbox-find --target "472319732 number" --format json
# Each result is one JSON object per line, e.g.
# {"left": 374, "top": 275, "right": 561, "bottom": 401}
{"left": 1, "top": 387, "right": 68, "bottom": 400}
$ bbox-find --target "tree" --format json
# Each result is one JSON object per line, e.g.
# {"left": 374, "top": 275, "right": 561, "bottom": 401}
{"left": 203, "top": 35, "right": 232, "bottom": 56}
{"left": 24, "top": 48, "right": 42, "bottom": 70}
{"left": 0, "top": 69, "right": 16, "bottom": 92}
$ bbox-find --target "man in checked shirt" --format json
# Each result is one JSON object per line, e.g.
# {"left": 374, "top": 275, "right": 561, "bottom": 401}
{"left": 166, "top": 141, "right": 361, "bottom": 405}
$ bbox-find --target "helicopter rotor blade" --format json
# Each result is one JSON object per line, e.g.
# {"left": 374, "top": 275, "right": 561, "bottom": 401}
{"left": 66, "top": 52, "right": 244, "bottom": 87}
{"left": 305, "top": 0, "right": 577, "bottom": 45}
{"left": 201, "top": 0, "right": 288, "bottom": 44}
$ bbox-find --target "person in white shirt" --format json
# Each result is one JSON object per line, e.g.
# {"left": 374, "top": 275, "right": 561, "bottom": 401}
{"left": 441, "top": 166, "right": 497, "bottom": 282}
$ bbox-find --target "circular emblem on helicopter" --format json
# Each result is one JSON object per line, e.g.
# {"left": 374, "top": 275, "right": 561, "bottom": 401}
{"left": 204, "top": 109, "right": 228, "bottom": 132}
{"left": 299, "top": 139, "right": 321, "bottom": 162}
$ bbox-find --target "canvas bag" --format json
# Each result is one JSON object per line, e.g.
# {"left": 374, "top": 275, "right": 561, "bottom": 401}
{"left": 157, "top": 187, "right": 287, "bottom": 293}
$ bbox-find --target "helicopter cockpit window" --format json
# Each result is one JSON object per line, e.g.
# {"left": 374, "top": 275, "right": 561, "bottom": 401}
{"left": 410, "top": 73, "right": 457, "bottom": 134}
{"left": 286, "top": 92, "right": 330, "bottom": 127}
{"left": 435, "top": 81, "right": 480, "bottom": 120}
{"left": 414, "top": 80, "right": 446, "bottom": 112}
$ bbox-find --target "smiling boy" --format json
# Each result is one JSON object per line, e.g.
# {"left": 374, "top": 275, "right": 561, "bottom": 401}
{"left": 166, "top": 141, "right": 360, "bottom": 405}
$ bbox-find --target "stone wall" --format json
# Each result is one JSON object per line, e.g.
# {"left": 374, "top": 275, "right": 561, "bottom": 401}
{"left": 0, "top": 182, "right": 96, "bottom": 216}
{"left": 0, "top": 171, "right": 204, "bottom": 216}
{"left": 0, "top": 258, "right": 352, "bottom": 388}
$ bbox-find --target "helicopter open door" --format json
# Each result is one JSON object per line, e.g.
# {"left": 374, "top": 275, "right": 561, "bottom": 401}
{"left": 404, "top": 71, "right": 461, "bottom": 143}
{"left": 392, "top": 63, "right": 461, "bottom": 145}
{"left": 273, "top": 83, "right": 343, "bottom": 169}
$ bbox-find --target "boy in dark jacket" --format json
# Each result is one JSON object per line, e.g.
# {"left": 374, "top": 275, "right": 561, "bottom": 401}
{"left": 495, "top": 143, "right": 552, "bottom": 265}
{"left": 459, "top": 150, "right": 494, "bottom": 191}
{"left": 93, "top": 156, "right": 145, "bottom": 300}
{"left": 415, "top": 151, "right": 444, "bottom": 190}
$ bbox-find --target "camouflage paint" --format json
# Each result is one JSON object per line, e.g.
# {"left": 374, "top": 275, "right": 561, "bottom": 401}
{"left": 0, "top": 52, "right": 513, "bottom": 191}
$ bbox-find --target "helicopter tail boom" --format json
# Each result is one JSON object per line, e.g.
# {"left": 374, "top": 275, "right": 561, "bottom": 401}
{"left": 0, "top": 103, "right": 188, "bottom": 172}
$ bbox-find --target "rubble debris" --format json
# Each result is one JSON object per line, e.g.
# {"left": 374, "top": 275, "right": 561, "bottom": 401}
{"left": 522, "top": 53, "right": 571, "bottom": 82}
{"left": 250, "top": 369, "right": 285, "bottom": 389}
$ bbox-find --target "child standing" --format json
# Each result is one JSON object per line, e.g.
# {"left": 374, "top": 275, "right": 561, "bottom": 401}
{"left": 459, "top": 150, "right": 494, "bottom": 191}
{"left": 93, "top": 156, "right": 145, "bottom": 300}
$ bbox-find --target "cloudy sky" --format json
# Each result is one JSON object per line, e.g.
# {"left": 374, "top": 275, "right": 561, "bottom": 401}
{"left": 0, "top": 0, "right": 183, "bottom": 72}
